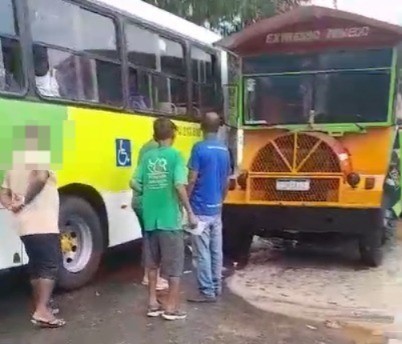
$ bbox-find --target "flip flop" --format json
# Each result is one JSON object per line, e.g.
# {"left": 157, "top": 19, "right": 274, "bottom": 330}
{"left": 147, "top": 305, "right": 164, "bottom": 317}
{"left": 162, "top": 310, "right": 187, "bottom": 321}
{"left": 31, "top": 317, "right": 66, "bottom": 328}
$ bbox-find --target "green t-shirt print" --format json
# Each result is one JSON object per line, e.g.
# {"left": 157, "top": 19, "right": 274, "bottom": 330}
{"left": 135, "top": 146, "right": 187, "bottom": 231}
{"left": 130, "top": 139, "right": 158, "bottom": 211}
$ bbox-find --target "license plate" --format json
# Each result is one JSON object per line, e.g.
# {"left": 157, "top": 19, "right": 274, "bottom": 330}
{"left": 276, "top": 179, "right": 310, "bottom": 191}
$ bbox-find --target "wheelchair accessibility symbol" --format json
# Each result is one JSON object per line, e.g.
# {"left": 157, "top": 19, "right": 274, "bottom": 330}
{"left": 116, "top": 139, "right": 131, "bottom": 167}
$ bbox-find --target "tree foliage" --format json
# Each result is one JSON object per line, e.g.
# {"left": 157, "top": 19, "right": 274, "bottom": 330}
{"left": 143, "top": 0, "right": 311, "bottom": 35}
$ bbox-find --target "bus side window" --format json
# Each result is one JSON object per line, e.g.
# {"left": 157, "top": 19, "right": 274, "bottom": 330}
{"left": 125, "top": 23, "right": 187, "bottom": 115}
{"left": 0, "top": 0, "right": 24, "bottom": 94}
{"left": 128, "top": 68, "right": 152, "bottom": 111}
{"left": 28, "top": 0, "right": 122, "bottom": 107}
{"left": 96, "top": 60, "right": 122, "bottom": 107}
{"left": 191, "top": 47, "right": 222, "bottom": 117}
{"left": 153, "top": 75, "right": 187, "bottom": 115}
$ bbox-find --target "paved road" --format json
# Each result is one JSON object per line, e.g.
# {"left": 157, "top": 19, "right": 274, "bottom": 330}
{"left": 0, "top": 242, "right": 361, "bottom": 344}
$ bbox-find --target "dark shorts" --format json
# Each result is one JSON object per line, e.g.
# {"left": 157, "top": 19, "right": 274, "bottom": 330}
{"left": 142, "top": 230, "right": 184, "bottom": 279}
{"left": 21, "top": 234, "right": 62, "bottom": 280}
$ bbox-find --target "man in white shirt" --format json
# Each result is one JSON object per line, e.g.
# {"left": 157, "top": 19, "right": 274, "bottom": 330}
{"left": 0, "top": 126, "right": 65, "bottom": 328}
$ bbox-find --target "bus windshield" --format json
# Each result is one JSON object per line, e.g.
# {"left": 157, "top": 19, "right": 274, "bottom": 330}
{"left": 243, "top": 48, "right": 393, "bottom": 125}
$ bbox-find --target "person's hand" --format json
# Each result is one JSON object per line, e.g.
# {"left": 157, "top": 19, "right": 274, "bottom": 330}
{"left": 11, "top": 203, "right": 24, "bottom": 213}
{"left": 10, "top": 194, "right": 25, "bottom": 214}
{"left": 188, "top": 212, "right": 198, "bottom": 229}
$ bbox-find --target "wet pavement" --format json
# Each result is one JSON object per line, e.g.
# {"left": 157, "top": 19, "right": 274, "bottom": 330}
{"left": 0, "top": 241, "right": 359, "bottom": 344}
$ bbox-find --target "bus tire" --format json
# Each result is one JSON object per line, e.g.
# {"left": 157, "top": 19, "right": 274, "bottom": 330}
{"left": 223, "top": 227, "right": 253, "bottom": 269}
{"left": 359, "top": 229, "right": 383, "bottom": 267}
{"left": 58, "top": 196, "right": 104, "bottom": 290}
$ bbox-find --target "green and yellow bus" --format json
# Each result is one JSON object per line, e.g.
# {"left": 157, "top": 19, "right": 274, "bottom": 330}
{"left": 217, "top": 6, "right": 402, "bottom": 267}
{"left": 0, "top": 0, "right": 227, "bottom": 289}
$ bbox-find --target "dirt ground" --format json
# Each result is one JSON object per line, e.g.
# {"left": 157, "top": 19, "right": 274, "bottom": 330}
{"left": 0, "top": 242, "right": 366, "bottom": 344}
{"left": 226, "top": 224, "right": 402, "bottom": 343}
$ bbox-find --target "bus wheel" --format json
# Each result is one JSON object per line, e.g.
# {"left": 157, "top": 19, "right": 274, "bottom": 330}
{"left": 359, "top": 229, "right": 383, "bottom": 267}
{"left": 223, "top": 227, "right": 253, "bottom": 269}
{"left": 58, "top": 196, "right": 104, "bottom": 290}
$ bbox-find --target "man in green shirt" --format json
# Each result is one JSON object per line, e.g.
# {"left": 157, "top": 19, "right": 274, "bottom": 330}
{"left": 130, "top": 139, "right": 168, "bottom": 291}
{"left": 132, "top": 118, "right": 197, "bottom": 321}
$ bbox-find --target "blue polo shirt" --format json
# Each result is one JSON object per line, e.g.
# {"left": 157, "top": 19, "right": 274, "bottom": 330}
{"left": 188, "top": 134, "right": 231, "bottom": 216}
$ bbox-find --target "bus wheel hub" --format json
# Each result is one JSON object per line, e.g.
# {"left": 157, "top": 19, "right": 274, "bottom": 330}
{"left": 61, "top": 232, "right": 76, "bottom": 254}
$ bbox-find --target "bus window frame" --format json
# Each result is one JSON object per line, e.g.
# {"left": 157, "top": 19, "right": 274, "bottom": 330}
{"left": 0, "top": 0, "right": 28, "bottom": 99}
{"left": 26, "top": 0, "right": 125, "bottom": 110}
{"left": 395, "top": 44, "right": 402, "bottom": 125}
{"left": 18, "top": 0, "right": 219, "bottom": 123}
{"left": 123, "top": 18, "right": 193, "bottom": 120}
{"left": 189, "top": 43, "right": 222, "bottom": 116}
{"left": 240, "top": 50, "right": 397, "bottom": 129}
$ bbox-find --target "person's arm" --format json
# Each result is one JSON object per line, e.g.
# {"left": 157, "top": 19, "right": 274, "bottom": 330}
{"left": 222, "top": 150, "right": 232, "bottom": 201}
{"left": 187, "top": 145, "right": 200, "bottom": 197}
{"left": 0, "top": 187, "right": 12, "bottom": 210}
{"left": 0, "top": 188, "right": 12, "bottom": 209}
{"left": 0, "top": 179, "right": 12, "bottom": 210}
{"left": 129, "top": 169, "right": 139, "bottom": 191}
{"left": 175, "top": 153, "right": 197, "bottom": 226}
{"left": 176, "top": 185, "right": 193, "bottom": 217}
{"left": 129, "top": 178, "right": 135, "bottom": 190}
{"left": 24, "top": 170, "right": 50, "bottom": 206}
{"left": 130, "top": 146, "right": 146, "bottom": 191}
{"left": 131, "top": 160, "right": 144, "bottom": 194}
{"left": 0, "top": 172, "right": 12, "bottom": 209}
{"left": 187, "top": 170, "right": 198, "bottom": 198}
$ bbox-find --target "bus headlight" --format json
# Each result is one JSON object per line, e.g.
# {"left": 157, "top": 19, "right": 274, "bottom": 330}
{"left": 346, "top": 172, "right": 361, "bottom": 188}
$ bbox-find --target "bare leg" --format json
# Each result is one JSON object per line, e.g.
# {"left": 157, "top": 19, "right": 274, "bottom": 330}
{"left": 31, "top": 279, "right": 39, "bottom": 305}
{"left": 165, "top": 277, "right": 180, "bottom": 313}
{"left": 148, "top": 268, "right": 158, "bottom": 308}
{"left": 157, "top": 269, "right": 168, "bottom": 289}
{"left": 30, "top": 279, "right": 40, "bottom": 314}
{"left": 31, "top": 279, "right": 57, "bottom": 313}
{"left": 32, "top": 278, "right": 55, "bottom": 321}
{"left": 144, "top": 268, "right": 168, "bottom": 290}
{"left": 142, "top": 268, "right": 149, "bottom": 284}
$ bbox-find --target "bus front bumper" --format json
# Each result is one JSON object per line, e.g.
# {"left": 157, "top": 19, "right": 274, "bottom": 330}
{"left": 222, "top": 204, "right": 383, "bottom": 237}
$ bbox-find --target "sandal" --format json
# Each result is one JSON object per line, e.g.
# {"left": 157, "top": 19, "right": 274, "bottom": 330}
{"left": 31, "top": 317, "right": 66, "bottom": 328}
{"left": 48, "top": 299, "right": 60, "bottom": 315}
{"left": 162, "top": 310, "right": 187, "bottom": 321}
{"left": 147, "top": 305, "right": 164, "bottom": 317}
{"left": 50, "top": 307, "right": 60, "bottom": 315}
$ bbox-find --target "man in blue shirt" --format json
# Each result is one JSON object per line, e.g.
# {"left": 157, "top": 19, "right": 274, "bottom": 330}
{"left": 187, "top": 112, "right": 231, "bottom": 302}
